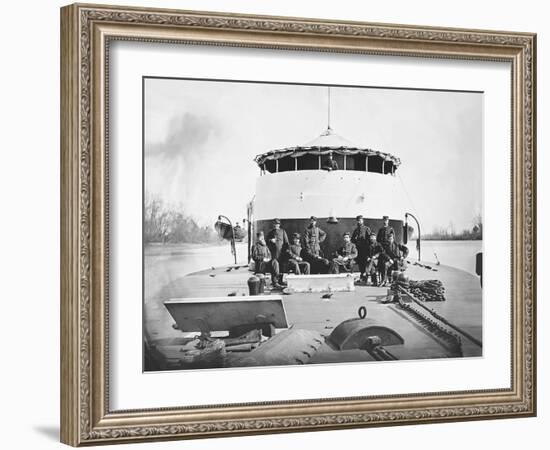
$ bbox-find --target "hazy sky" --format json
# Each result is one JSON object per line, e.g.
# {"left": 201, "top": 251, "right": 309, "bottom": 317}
{"left": 144, "top": 78, "right": 482, "bottom": 232}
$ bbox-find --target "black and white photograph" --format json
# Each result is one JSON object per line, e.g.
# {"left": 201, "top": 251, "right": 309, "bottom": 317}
{"left": 143, "top": 78, "right": 483, "bottom": 371}
{"left": 1, "top": 0, "right": 544, "bottom": 447}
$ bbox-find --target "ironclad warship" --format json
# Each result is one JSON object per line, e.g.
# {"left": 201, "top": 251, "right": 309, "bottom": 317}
{"left": 144, "top": 101, "right": 483, "bottom": 371}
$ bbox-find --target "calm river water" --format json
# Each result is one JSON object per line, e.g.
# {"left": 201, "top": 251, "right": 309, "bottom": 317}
{"left": 405, "top": 240, "right": 481, "bottom": 275}
{"left": 145, "top": 239, "right": 481, "bottom": 296}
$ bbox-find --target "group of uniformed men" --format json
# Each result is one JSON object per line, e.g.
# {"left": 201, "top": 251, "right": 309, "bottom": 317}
{"left": 251, "top": 215, "right": 409, "bottom": 289}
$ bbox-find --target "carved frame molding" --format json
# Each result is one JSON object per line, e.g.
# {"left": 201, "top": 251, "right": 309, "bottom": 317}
{"left": 60, "top": 3, "right": 536, "bottom": 446}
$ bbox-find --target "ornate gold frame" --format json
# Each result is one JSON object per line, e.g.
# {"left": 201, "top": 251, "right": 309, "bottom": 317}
{"left": 60, "top": 3, "right": 536, "bottom": 446}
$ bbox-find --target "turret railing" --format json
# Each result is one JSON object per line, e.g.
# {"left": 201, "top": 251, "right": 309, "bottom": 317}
{"left": 405, "top": 212, "right": 421, "bottom": 261}
{"left": 216, "top": 215, "right": 237, "bottom": 265}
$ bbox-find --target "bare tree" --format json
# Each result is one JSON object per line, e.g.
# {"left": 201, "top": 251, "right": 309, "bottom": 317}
{"left": 472, "top": 212, "right": 483, "bottom": 237}
{"left": 143, "top": 192, "right": 220, "bottom": 244}
{"left": 424, "top": 215, "right": 482, "bottom": 240}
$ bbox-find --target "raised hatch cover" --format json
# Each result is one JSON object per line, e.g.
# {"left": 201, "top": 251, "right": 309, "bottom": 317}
{"left": 164, "top": 295, "right": 288, "bottom": 332}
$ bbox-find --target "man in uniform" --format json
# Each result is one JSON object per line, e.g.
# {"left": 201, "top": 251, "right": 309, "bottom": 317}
{"left": 363, "top": 233, "right": 384, "bottom": 286}
{"left": 266, "top": 218, "right": 289, "bottom": 262}
{"left": 379, "top": 233, "right": 409, "bottom": 286}
{"left": 329, "top": 232, "right": 358, "bottom": 274}
{"left": 302, "top": 216, "right": 329, "bottom": 273}
{"left": 322, "top": 152, "right": 339, "bottom": 171}
{"left": 285, "top": 233, "right": 310, "bottom": 275}
{"left": 376, "top": 215, "right": 395, "bottom": 247}
{"left": 351, "top": 214, "right": 371, "bottom": 280}
{"left": 251, "top": 231, "right": 282, "bottom": 289}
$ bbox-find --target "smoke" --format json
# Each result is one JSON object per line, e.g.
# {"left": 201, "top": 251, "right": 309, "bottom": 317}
{"left": 146, "top": 112, "right": 219, "bottom": 161}
{"left": 145, "top": 112, "right": 223, "bottom": 223}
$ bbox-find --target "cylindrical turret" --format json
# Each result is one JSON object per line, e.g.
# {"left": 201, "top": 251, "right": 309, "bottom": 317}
{"left": 251, "top": 127, "right": 407, "bottom": 257}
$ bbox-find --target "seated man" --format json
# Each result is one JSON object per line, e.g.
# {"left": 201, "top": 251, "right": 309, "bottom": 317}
{"left": 251, "top": 231, "right": 283, "bottom": 289}
{"left": 379, "top": 234, "right": 409, "bottom": 286}
{"left": 363, "top": 233, "right": 384, "bottom": 286}
{"left": 285, "top": 233, "right": 311, "bottom": 275}
{"left": 302, "top": 250, "right": 330, "bottom": 274}
{"left": 329, "top": 232, "right": 358, "bottom": 274}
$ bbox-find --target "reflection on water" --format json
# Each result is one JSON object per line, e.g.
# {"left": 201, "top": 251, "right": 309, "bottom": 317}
{"left": 144, "top": 240, "right": 481, "bottom": 301}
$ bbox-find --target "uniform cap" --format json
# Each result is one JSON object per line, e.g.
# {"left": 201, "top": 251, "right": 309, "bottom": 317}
{"left": 292, "top": 232, "right": 301, "bottom": 239}
{"left": 343, "top": 232, "right": 351, "bottom": 237}
{"left": 382, "top": 215, "right": 389, "bottom": 220}
{"left": 273, "top": 218, "right": 281, "bottom": 224}
{"left": 356, "top": 215, "right": 363, "bottom": 220}
{"left": 310, "top": 216, "right": 317, "bottom": 220}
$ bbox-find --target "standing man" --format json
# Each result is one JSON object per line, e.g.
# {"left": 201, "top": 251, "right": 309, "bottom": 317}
{"left": 267, "top": 218, "right": 288, "bottom": 286}
{"left": 266, "top": 218, "right": 289, "bottom": 262}
{"left": 330, "top": 232, "right": 358, "bottom": 274}
{"left": 251, "top": 231, "right": 282, "bottom": 289}
{"left": 364, "top": 233, "right": 384, "bottom": 286}
{"left": 303, "top": 216, "right": 329, "bottom": 273}
{"left": 351, "top": 214, "right": 371, "bottom": 280}
{"left": 285, "top": 233, "right": 310, "bottom": 275}
{"left": 379, "top": 233, "right": 409, "bottom": 286}
{"left": 376, "top": 215, "right": 395, "bottom": 247}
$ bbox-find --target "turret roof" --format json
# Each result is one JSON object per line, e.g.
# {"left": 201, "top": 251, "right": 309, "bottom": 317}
{"left": 254, "top": 127, "right": 401, "bottom": 168}
{"left": 302, "top": 127, "right": 356, "bottom": 148}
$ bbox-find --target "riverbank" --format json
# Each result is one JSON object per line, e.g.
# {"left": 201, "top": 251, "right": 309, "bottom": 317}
{"left": 421, "top": 237, "right": 482, "bottom": 241}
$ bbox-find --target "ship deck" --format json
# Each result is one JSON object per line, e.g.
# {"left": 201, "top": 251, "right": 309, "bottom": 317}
{"left": 145, "top": 259, "right": 482, "bottom": 365}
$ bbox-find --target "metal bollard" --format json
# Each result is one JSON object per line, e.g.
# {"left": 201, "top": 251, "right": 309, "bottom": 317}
{"left": 256, "top": 273, "right": 266, "bottom": 293}
{"left": 247, "top": 276, "right": 260, "bottom": 296}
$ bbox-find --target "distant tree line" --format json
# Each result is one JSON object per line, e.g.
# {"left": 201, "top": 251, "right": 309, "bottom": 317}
{"left": 144, "top": 194, "right": 220, "bottom": 244}
{"left": 421, "top": 213, "right": 482, "bottom": 241}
